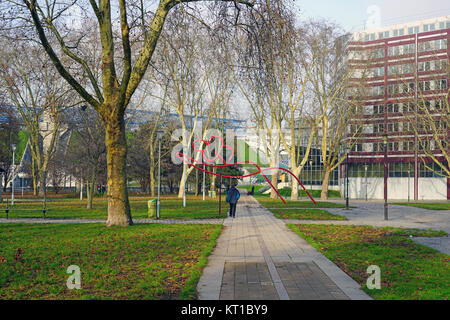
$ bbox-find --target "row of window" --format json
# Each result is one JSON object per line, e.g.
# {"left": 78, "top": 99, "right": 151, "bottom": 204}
{"left": 387, "top": 82, "right": 415, "bottom": 95}
{"left": 418, "top": 39, "right": 447, "bottom": 52}
{"left": 352, "top": 140, "right": 443, "bottom": 152}
{"left": 418, "top": 59, "right": 447, "bottom": 72}
{"left": 388, "top": 43, "right": 415, "bottom": 56}
{"left": 363, "top": 21, "right": 450, "bottom": 41}
{"left": 377, "top": 79, "right": 448, "bottom": 95}
{"left": 347, "top": 162, "right": 447, "bottom": 178}
{"left": 368, "top": 59, "right": 447, "bottom": 77}
{"left": 387, "top": 63, "right": 414, "bottom": 75}
{"left": 418, "top": 79, "right": 447, "bottom": 92}
{"left": 370, "top": 100, "right": 446, "bottom": 115}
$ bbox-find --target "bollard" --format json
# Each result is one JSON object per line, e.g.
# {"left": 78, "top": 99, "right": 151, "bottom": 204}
{"left": 148, "top": 199, "right": 157, "bottom": 219}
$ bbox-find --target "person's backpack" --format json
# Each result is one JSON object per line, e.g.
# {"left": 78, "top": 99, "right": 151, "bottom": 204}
{"left": 236, "top": 189, "right": 240, "bottom": 201}
{"left": 226, "top": 191, "right": 231, "bottom": 203}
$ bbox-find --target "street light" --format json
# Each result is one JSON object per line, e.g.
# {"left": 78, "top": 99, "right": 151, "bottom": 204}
{"left": 345, "top": 145, "right": 350, "bottom": 210}
{"left": 202, "top": 163, "right": 206, "bottom": 201}
{"left": 11, "top": 144, "right": 16, "bottom": 206}
{"left": 383, "top": 134, "right": 389, "bottom": 220}
{"left": 156, "top": 130, "right": 164, "bottom": 219}
{"left": 407, "top": 168, "right": 411, "bottom": 203}
{"left": 364, "top": 164, "right": 368, "bottom": 201}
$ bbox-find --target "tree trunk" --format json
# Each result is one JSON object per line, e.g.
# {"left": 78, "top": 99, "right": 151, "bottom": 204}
{"left": 104, "top": 116, "right": 133, "bottom": 226}
{"left": 321, "top": 169, "right": 331, "bottom": 200}
{"left": 150, "top": 166, "right": 156, "bottom": 197}
{"left": 270, "top": 170, "right": 278, "bottom": 199}
{"left": 194, "top": 169, "right": 199, "bottom": 196}
{"left": 291, "top": 167, "right": 300, "bottom": 200}
{"left": 150, "top": 142, "right": 156, "bottom": 197}
{"left": 87, "top": 181, "right": 94, "bottom": 210}
{"left": 178, "top": 162, "right": 190, "bottom": 198}
{"left": 38, "top": 170, "right": 46, "bottom": 197}
{"left": 31, "top": 158, "right": 37, "bottom": 196}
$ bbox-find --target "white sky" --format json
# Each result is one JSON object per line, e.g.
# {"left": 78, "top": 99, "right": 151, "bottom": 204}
{"left": 295, "top": 0, "right": 450, "bottom": 32}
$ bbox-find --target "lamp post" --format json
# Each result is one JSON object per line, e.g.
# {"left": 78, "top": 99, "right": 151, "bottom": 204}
{"left": 407, "top": 168, "right": 410, "bottom": 203}
{"left": 203, "top": 163, "right": 206, "bottom": 201}
{"left": 345, "top": 146, "right": 350, "bottom": 210}
{"left": 364, "top": 164, "right": 368, "bottom": 201}
{"left": 11, "top": 144, "right": 16, "bottom": 206}
{"left": 383, "top": 134, "right": 388, "bottom": 220}
{"left": 156, "top": 130, "right": 163, "bottom": 219}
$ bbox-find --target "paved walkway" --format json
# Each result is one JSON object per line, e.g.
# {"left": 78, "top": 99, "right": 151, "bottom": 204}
{"left": 196, "top": 195, "right": 371, "bottom": 300}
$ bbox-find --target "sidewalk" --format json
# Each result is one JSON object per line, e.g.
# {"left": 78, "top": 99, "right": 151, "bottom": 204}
{"left": 196, "top": 194, "right": 371, "bottom": 300}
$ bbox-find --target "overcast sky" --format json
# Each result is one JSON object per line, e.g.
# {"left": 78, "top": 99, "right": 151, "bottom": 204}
{"left": 295, "top": 0, "right": 450, "bottom": 32}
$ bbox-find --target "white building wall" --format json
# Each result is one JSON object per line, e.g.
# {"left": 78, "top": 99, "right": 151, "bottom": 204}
{"left": 342, "top": 177, "right": 446, "bottom": 200}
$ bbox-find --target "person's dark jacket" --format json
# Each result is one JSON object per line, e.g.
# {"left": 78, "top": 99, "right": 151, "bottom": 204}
{"left": 226, "top": 186, "right": 240, "bottom": 204}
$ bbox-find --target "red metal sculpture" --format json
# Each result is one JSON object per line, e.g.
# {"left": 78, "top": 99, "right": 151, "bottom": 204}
{"left": 176, "top": 136, "right": 317, "bottom": 205}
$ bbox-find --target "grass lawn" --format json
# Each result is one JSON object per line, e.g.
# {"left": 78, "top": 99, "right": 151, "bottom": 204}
{"left": 0, "top": 223, "right": 222, "bottom": 299}
{"left": 271, "top": 208, "right": 347, "bottom": 220}
{"left": 0, "top": 195, "right": 224, "bottom": 220}
{"left": 287, "top": 224, "right": 449, "bottom": 300}
{"left": 255, "top": 197, "right": 347, "bottom": 209}
{"left": 393, "top": 202, "right": 450, "bottom": 211}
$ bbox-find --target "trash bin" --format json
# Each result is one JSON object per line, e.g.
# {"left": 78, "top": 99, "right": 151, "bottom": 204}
{"left": 148, "top": 199, "right": 157, "bottom": 218}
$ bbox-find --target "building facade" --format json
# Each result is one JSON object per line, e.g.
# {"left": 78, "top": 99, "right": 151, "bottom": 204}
{"left": 344, "top": 16, "right": 450, "bottom": 200}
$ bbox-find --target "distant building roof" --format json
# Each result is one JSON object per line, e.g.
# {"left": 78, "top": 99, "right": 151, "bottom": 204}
{"left": 125, "top": 109, "right": 246, "bottom": 131}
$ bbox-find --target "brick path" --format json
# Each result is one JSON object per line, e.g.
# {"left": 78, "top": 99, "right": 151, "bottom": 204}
{"left": 196, "top": 194, "right": 371, "bottom": 300}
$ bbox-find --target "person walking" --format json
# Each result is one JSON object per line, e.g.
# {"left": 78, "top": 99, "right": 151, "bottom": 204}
{"left": 226, "top": 184, "right": 240, "bottom": 218}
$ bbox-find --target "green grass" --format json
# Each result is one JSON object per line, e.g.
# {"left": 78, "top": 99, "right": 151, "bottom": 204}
{"left": 238, "top": 185, "right": 267, "bottom": 194}
{"left": 271, "top": 208, "right": 347, "bottom": 220}
{"left": 0, "top": 223, "right": 222, "bottom": 299}
{"left": 287, "top": 224, "right": 450, "bottom": 300}
{"left": 0, "top": 195, "right": 224, "bottom": 220}
{"left": 250, "top": 186, "right": 341, "bottom": 199}
{"left": 255, "top": 197, "right": 347, "bottom": 209}
{"left": 393, "top": 202, "right": 450, "bottom": 211}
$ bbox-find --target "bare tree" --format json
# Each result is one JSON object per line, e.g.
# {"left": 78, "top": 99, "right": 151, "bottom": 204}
{"left": 305, "top": 21, "right": 367, "bottom": 200}
{"left": 66, "top": 106, "right": 106, "bottom": 209}
{"left": 0, "top": 41, "right": 76, "bottom": 197}
{"left": 3, "top": 0, "right": 253, "bottom": 226}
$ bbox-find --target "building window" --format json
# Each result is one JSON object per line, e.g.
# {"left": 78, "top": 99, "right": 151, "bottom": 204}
{"left": 373, "top": 105, "right": 384, "bottom": 115}
{"left": 388, "top": 141, "right": 400, "bottom": 151}
{"left": 372, "top": 48, "right": 384, "bottom": 58}
{"left": 402, "top": 141, "right": 414, "bottom": 151}
{"left": 423, "top": 24, "right": 433, "bottom": 32}
{"left": 419, "top": 162, "right": 445, "bottom": 178}
{"left": 388, "top": 103, "right": 400, "bottom": 113}
{"left": 435, "top": 79, "right": 447, "bottom": 90}
{"left": 404, "top": 102, "right": 415, "bottom": 113}
{"left": 393, "top": 29, "right": 405, "bottom": 36}
{"left": 387, "top": 122, "right": 400, "bottom": 132}
{"left": 402, "top": 122, "right": 412, "bottom": 132}
{"left": 389, "top": 162, "right": 415, "bottom": 177}
{"left": 372, "top": 66, "right": 384, "bottom": 77}
{"left": 373, "top": 123, "right": 384, "bottom": 133}
{"left": 418, "top": 81, "right": 431, "bottom": 92}
{"left": 408, "top": 26, "right": 419, "bottom": 34}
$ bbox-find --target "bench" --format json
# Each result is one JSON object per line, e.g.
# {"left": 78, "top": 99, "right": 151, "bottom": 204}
{"left": 2, "top": 199, "right": 49, "bottom": 219}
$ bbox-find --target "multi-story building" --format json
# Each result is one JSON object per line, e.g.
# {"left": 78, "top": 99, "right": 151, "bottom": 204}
{"left": 344, "top": 16, "right": 449, "bottom": 200}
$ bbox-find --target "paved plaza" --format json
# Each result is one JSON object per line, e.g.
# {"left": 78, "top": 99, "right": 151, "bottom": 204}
{"left": 196, "top": 195, "right": 372, "bottom": 300}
